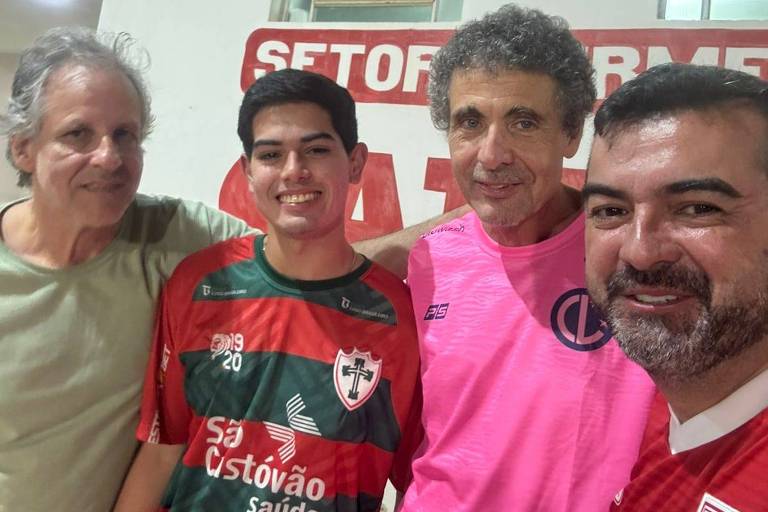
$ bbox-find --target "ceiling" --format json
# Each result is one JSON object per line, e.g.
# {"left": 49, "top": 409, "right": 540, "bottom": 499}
{"left": 0, "top": 0, "right": 102, "bottom": 54}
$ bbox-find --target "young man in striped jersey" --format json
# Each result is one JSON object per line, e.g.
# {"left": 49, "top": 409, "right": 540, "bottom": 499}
{"left": 585, "top": 63, "right": 768, "bottom": 511}
{"left": 115, "top": 68, "right": 422, "bottom": 512}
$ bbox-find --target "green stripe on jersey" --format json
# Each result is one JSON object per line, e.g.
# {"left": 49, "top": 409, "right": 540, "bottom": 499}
{"left": 181, "top": 350, "right": 401, "bottom": 452}
{"left": 192, "top": 236, "right": 396, "bottom": 326}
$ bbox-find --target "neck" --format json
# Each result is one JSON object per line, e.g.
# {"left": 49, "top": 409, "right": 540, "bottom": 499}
{"left": 483, "top": 185, "right": 582, "bottom": 247}
{"left": 656, "top": 339, "right": 768, "bottom": 423}
{"left": 1, "top": 199, "right": 120, "bottom": 268}
{"left": 263, "top": 228, "right": 358, "bottom": 281}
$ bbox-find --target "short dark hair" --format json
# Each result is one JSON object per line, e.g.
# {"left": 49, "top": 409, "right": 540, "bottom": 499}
{"left": 595, "top": 63, "right": 768, "bottom": 143}
{"left": 428, "top": 4, "right": 596, "bottom": 138}
{"left": 237, "top": 68, "right": 358, "bottom": 157}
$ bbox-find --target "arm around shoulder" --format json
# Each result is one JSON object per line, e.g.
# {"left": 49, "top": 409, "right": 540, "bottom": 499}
{"left": 353, "top": 204, "right": 470, "bottom": 279}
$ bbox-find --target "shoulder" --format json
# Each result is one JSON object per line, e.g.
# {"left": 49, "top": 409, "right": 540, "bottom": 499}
{"left": 417, "top": 210, "right": 476, "bottom": 245}
{"left": 409, "top": 210, "right": 477, "bottom": 276}
{"left": 164, "top": 234, "right": 260, "bottom": 299}
{"left": 362, "top": 261, "right": 416, "bottom": 324}
{"left": 132, "top": 194, "right": 246, "bottom": 229}
{"left": 127, "top": 194, "right": 254, "bottom": 251}
{"left": 365, "top": 260, "right": 410, "bottom": 296}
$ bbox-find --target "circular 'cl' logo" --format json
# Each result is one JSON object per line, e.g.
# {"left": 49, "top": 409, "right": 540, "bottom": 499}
{"left": 550, "top": 288, "right": 612, "bottom": 352}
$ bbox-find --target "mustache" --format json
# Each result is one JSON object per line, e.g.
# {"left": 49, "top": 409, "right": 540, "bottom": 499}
{"left": 471, "top": 163, "right": 527, "bottom": 184}
{"left": 606, "top": 263, "right": 712, "bottom": 304}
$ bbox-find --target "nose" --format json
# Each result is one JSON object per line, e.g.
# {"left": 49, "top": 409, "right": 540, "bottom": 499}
{"left": 618, "top": 209, "right": 682, "bottom": 271}
{"left": 281, "top": 151, "right": 310, "bottom": 182}
{"left": 90, "top": 135, "right": 122, "bottom": 171}
{"left": 477, "top": 124, "right": 513, "bottom": 170}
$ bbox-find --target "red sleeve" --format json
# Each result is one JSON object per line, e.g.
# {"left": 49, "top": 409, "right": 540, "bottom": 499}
{"left": 389, "top": 371, "right": 424, "bottom": 492}
{"left": 135, "top": 285, "right": 192, "bottom": 445}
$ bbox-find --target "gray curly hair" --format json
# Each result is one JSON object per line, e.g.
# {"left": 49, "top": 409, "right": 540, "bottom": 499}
{"left": 0, "top": 26, "right": 153, "bottom": 187}
{"left": 428, "top": 4, "right": 596, "bottom": 138}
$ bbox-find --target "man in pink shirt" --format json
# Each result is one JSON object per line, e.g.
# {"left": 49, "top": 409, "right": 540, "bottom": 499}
{"left": 401, "top": 5, "right": 655, "bottom": 511}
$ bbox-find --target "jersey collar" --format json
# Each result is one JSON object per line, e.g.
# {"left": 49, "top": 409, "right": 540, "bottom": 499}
{"left": 668, "top": 367, "right": 768, "bottom": 454}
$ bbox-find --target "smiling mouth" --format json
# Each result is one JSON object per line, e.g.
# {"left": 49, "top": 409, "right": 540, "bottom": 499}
{"left": 632, "top": 294, "right": 680, "bottom": 305}
{"left": 278, "top": 192, "right": 320, "bottom": 204}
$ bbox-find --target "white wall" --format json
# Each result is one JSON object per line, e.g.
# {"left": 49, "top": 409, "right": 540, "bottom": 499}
{"left": 0, "top": 52, "right": 23, "bottom": 204}
{"left": 98, "top": 1, "right": 273, "bottom": 205}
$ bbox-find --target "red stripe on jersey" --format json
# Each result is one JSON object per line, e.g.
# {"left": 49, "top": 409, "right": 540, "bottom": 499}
{"left": 180, "top": 414, "right": 395, "bottom": 499}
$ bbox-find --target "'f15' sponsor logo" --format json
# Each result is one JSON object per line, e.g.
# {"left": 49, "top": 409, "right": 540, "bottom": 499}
{"left": 424, "top": 303, "right": 449, "bottom": 320}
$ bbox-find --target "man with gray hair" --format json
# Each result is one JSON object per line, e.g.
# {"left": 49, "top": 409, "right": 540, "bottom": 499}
{"left": 0, "top": 27, "right": 253, "bottom": 511}
{"left": 401, "top": 5, "right": 654, "bottom": 511}
{"left": 585, "top": 63, "right": 768, "bottom": 511}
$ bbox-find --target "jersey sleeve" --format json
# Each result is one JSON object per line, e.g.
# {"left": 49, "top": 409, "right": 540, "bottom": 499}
{"left": 389, "top": 375, "right": 424, "bottom": 492}
{"left": 136, "top": 285, "right": 192, "bottom": 445}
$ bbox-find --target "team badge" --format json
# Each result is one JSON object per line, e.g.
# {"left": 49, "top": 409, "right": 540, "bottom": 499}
{"left": 333, "top": 348, "right": 382, "bottom": 411}
{"left": 550, "top": 288, "right": 612, "bottom": 352}
{"left": 697, "top": 493, "right": 740, "bottom": 512}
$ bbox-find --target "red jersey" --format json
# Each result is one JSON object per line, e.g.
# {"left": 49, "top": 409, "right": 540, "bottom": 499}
{"left": 137, "top": 235, "right": 422, "bottom": 512}
{"left": 612, "top": 392, "right": 768, "bottom": 512}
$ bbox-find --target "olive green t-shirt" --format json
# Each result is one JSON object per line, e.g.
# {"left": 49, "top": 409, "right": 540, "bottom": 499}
{"left": 0, "top": 194, "right": 252, "bottom": 512}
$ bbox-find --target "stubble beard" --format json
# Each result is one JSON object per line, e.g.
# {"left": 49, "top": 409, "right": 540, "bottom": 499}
{"left": 594, "top": 264, "right": 768, "bottom": 383}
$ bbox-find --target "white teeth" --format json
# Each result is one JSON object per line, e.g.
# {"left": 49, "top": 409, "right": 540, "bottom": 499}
{"left": 279, "top": 192, "right": 318, "bottom": 204}
{"left": 635, "top": 294, "right": 678, "bottom": 304}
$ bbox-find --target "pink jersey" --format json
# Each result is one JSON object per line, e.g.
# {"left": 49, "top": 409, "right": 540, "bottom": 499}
{"left": 402, "top": 211, "right": 655, "bottom": 512}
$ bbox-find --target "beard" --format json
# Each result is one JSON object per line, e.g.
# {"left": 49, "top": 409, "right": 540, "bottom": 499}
{"left": 592, "top": 263, "right": 768, "bottom": 383}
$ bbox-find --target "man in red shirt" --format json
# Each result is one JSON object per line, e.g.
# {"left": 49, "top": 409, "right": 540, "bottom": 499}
{"left": 584, "top": 62, "right": 768, "bottom": 511}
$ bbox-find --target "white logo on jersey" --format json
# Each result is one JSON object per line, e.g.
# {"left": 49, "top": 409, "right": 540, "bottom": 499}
{"left": 614, "top": 489, "right": 624, "bottom": 506}
{"left": 263, "top": 393, "right": 321, "bottom": 463}
{"left": 160, "top": 344, "right": 171, "bottom": 373}
{"left": 333, "top": 348, "right": 382, "bottom": 411}
{"left": 148, "top": 411, "right": 161, "bottom": 444}
{"left": 210, "top": 332, "right": 244, "bottom": 372}
{"left": 698, "top": 493, "right": 741, "bottom": 512}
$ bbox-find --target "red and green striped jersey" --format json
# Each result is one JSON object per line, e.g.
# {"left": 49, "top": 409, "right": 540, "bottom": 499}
{"left": 137, "top": 235, "right": 422, "bottom": 512}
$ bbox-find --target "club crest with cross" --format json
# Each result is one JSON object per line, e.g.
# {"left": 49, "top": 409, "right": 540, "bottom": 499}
{"left": 333, "top": 347, "right": 382, "bottom": 411}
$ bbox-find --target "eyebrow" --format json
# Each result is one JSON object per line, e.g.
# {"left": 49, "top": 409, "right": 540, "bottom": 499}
{"left": 581, "top": 183, "right": 628, "bottom": 202}
{"left": 506, "top": 106, "right": 542, "bottom": 123}
{"left": 450, "top": 105, "right": 542, "bottom": 124}
{"left": 451, "top": 105, "right": 482, "bottom": 123}
{"left": 663, "top": 178, "right": 743, "bottom": 198}
{"left": 582, "top": 177, "right": 744, "bottom": 202}
{"left": 251, "top": 131, "right": 336, "bottom": 150}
